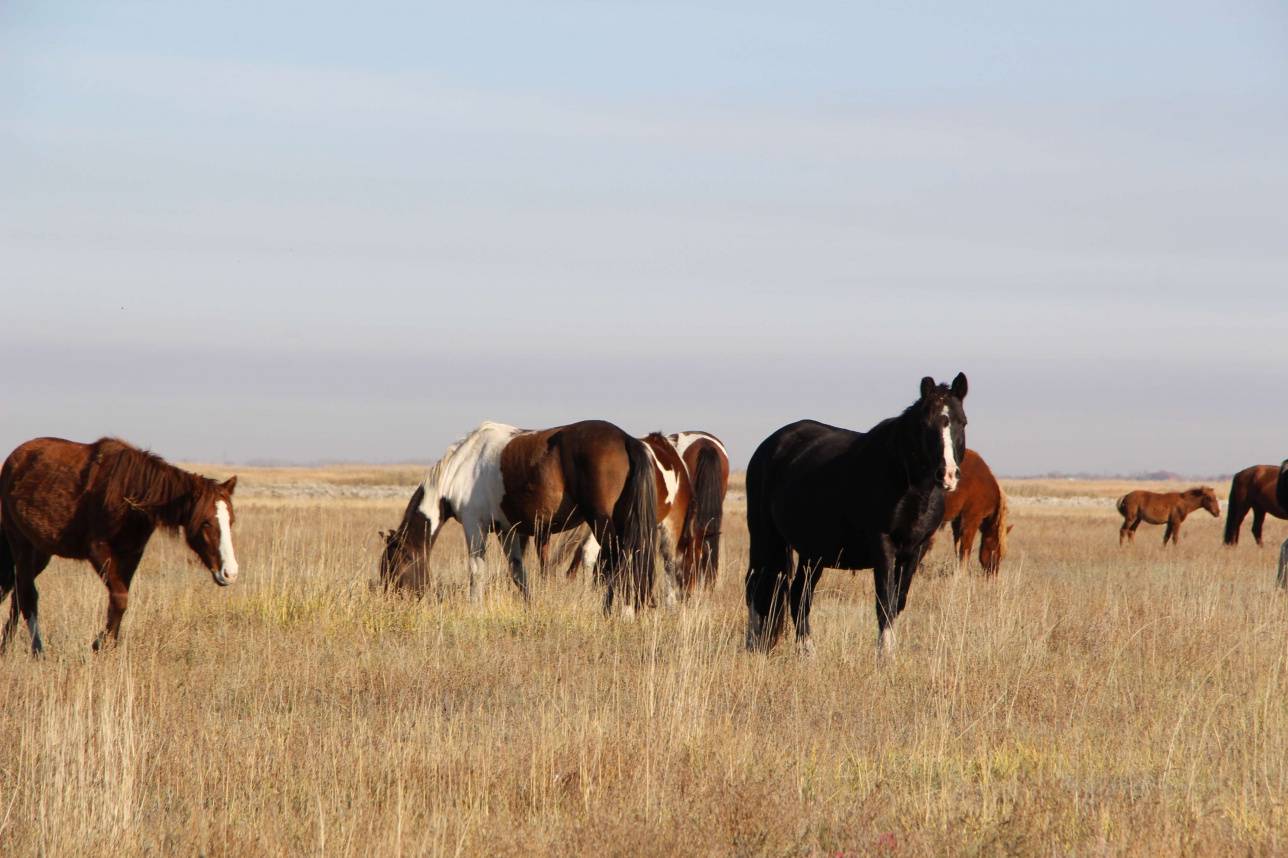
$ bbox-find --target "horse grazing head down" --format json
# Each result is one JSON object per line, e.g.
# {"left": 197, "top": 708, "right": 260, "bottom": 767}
{"left": 1192, "top": 486, "right": 1221, "bottom": 517}
{"left": 183, "top": 476, "right": 239, "bottom": 586}
{"left": 916, "top": 372, "right": 968, "bottom": 491}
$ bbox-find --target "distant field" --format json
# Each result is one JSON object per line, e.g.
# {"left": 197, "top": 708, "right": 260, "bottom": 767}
{"left": 3, "top": 467, "right": 1287, "bottom": 856}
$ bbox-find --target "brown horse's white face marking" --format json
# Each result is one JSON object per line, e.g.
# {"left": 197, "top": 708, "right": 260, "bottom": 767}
{"left": 186, "top": 477, "right": 239, "bottom": 585}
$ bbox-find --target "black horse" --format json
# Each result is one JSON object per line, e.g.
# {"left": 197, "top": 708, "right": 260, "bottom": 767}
{"left": 744, "top": 373, "right": 968, "bottom": 656}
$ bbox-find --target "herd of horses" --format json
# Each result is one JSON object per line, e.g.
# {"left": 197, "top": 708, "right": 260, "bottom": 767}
{"left": 2, "top": 372, "right": 1286, "bottom": 659}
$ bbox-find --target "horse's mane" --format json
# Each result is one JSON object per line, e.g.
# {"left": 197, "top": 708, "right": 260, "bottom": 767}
{"left": 94, "top": 438, "right": 208, "bottom": 531}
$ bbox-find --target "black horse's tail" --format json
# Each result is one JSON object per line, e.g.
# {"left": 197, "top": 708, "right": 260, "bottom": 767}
{"left": 1224, "top": 473, "right": 1247, "bottom": 546}
{"left": 618, "top": 436, "right": 659, "bottom": 610}
{"left": 0, "top": 526, "right": 13, "bottom": 602}
{"left": 688, "top": 445, "right": 725, "bottom": 588}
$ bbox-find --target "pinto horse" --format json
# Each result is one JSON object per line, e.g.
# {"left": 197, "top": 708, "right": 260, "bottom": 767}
{"left": 0, "top": 437, "right": 239, "bottom": 655}
{"left": 745, "top": 373, "right": 968, "bottom": 657}
{"left": 1222, "top": 465, "right": 1288, "bottom": 546}
{"left": 1117, "top": 486, "right": 1219, "bottom": 546}
{"left": 666, "top": 431, "right": 729, "bottom": 588}
{"left": 939, "top": 448, "right": 1011, "bottom": 574}
{"left": 380, "top": 420, "right": 658, "bottom": 613}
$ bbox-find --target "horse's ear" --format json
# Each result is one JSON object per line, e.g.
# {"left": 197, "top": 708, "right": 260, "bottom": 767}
{"left": 920, "top": 376, "right": 936, "bottom": 400}
{"left": 951, "top": 372, "right": 968, "bottom": 401}
{"left": 222, "top": 476, "right": 237, "bottom": 495}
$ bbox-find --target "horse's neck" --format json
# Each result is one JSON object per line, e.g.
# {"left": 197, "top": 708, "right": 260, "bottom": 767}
{"left": 869, "top": 411, "right": 933, "bottom": 489}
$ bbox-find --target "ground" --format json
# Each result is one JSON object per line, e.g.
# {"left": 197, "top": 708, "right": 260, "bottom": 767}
{"left": 2, "top": 467, "right": 1286, "bottom": 856}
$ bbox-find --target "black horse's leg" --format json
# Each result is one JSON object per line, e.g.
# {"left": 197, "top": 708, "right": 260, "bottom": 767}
{"left": 788, "top": 558, "right": 823, "bottom": 656}
{"left": 872, "top": 536, "right": 898, "bottom": 658}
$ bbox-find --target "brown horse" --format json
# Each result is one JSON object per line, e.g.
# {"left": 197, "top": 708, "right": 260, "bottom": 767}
{"left": 562, "top": 433, "right": 696, "bottom": 603}
{"left": 1118, "top": 486, "right": 1220, "bottom": 546}
{"left": 1223, "top": 465, "right": 1288, "bottom": 546}
{"left": 380, "top": 420, "right": 657, "bottom": 613}
{"left": 939, "top": 448, "right": 1011, "bottom": 574}
{"left": 0, "top": 437, "right": 239, "bottom": 655}
{"left": 666, "top": 431, "right": 729, "bottom": 588}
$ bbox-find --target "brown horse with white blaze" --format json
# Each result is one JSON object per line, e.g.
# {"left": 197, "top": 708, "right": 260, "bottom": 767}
{"left": 0, "top": 437, "right": 239, "bottom": 655}
{"left": 1118, "top": 486, "right": 1220, "bottom": 546}
{"left": 380, "top": 420, "right": 658, "bottom": 613}
{"left": 938, "top": 449, "right": 1011, "bottom": 574}
{"left": 1223, "top": 465, "right": 1288, "bottom": 546}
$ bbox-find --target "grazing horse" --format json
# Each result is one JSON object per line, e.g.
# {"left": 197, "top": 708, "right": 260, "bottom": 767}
{"left": 939, "top": 448, "right": 1011, "bottom": 574}
{"left": 0, "top": 437, "right": 239, "bottom": 655}
{"left": 1223, "top": 465, "right": 1288, "bottom": 546}
{"left": 563, "top": 433, "right": 695, "bottom": 604}
{"left": 666, "top": 431, "right": 730, "bottom": 588}
{"left": 380, "top": 420, "right": 658, "bottom": 613}
{"left": 745, "top": 373, "right": 968, "bottom": 657}
{"left": 1117, "top": 486, "right": 1220, "bottom": 546}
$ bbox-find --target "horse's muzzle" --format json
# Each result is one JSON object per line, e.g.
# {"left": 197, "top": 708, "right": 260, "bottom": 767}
{"left": 213, "top": 565, "right": 239, "bottom": 586}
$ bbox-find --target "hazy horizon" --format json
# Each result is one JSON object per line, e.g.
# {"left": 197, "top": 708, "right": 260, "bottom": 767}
{"left": 3, "top": 2, "right": 1286, "bottom": 473}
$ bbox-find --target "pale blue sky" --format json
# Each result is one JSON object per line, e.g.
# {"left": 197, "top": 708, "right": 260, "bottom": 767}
{"left": 2, "top": 2, "right": 1286, "bottom": 473}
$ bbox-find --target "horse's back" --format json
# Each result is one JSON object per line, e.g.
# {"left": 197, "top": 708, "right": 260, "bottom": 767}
{"left": 0, "top": 437, "right": 105, "bottom": 552}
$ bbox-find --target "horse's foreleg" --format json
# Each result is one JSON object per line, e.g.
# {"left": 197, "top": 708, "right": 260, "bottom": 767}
{"left": 872, "top": 538, "right": 899, "bottom": 659}
{"left": 788, "top": 559, "right": 823, "bottom": 656}
{"left": 1252, "top": 509, "right": 1267, "bottom": 547}
{"left": 92, "top": 547, "right": 141, "bottom": 651}
{"left": 957, "top": 518, "right": 980, "bottom": 574}
{"left": 464, "top": 524, "right": 489, "bottom": 605}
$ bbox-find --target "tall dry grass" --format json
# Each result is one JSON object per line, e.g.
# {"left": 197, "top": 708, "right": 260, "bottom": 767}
{"left": 2, "top": 475, "right": 1287, "bottom": 856}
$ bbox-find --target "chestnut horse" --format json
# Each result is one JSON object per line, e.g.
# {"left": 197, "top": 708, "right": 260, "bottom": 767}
{"left": 1117, "top": 486, "right": 1219, "bottom": 546}
{"left": 939, "top": 448, "right": 1011, "bottom": 574}
{"left": 1222, "top": 465, "right": 1288, "bottom": 546}
{"left": 565, "top": 431, "right": 729, "bottom": 599}
{"left": 666, "top": 431, "right": 729, "bottom": 588}
{"left": 0, "top": 437, "right": 239, "bottom": 655}
{"left": 745, "top": 373, "right": 968, "bottom": 657}
{"left": 380, "top": 420, "right": 657, "bottom": 613}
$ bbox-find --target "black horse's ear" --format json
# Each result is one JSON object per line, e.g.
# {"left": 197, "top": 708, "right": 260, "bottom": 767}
{"left": 920, "top": 376, "right": 936, "bottom": 400}
{"left": 950, "top": 372, "right": 968, "bottom": 401}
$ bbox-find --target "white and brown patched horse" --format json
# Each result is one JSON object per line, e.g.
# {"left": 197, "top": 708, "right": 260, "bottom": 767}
{"left": 380, "top": 420, "right": 658, "bottom": 613}
{"left": 562, "top": 431, "right": 730, "bottom": 601}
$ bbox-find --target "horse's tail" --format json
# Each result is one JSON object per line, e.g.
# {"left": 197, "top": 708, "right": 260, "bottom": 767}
{"left": 619, "top": 436, "right": 659, "bottom": 609}
{"left": 1224, "top": 473, "right": 1248, "bottom": 546}
{"left": 0, "top": 526, "right": 13, "bottom": 601}
{"left": 687, "top": 445, "right": 725, "bottom": 587}
{"left": 1116, "top": 495, "right": 1128, "bottom": 517}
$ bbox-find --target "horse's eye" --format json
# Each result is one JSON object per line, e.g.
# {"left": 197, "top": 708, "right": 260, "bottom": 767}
{"left": 202, "top": 522, "right": 212, "bottom": 531}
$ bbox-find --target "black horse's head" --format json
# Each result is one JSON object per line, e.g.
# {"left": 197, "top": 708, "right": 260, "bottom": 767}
{"left": 915, "top": 372, "right": 968, "bottom": 491}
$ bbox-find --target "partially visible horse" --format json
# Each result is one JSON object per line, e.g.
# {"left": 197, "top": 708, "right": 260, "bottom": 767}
{"left": 745, "top": 373, "right": 968, "bottom": 657}
{"left": 379, "top": 420, "right": 658, "bottom": 613}
{"left": 938, "top": 448, "right": 1011, "bottom": 574}
{"left": 565, "top": 430, "right": 730, "bottom": 599}
{"left": 562, "top": 433, "right": 694, "bottom": 604}
{"left": 1223, "top": 465, "right": 1288, "bottom": 546}
{"left": 666, "top": 431, "right": 729, "bottom": 588}
{"left": 0, "top": 437, "right": 239, "bottom": 655}
{"left": 1277, "top": 461, "right": 1288, "bottom": 588}
{"left": 1117, "top": 486, "right": 1219, "bottom": 546}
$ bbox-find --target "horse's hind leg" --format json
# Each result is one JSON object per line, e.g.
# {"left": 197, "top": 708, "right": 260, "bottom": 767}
{"left": 503, "top": 531, "right": 531, "bottom": 602}
{"left": 10, "top": 547, "right": 50, "bottom": 656}
{"left": 745, "top": 534, "right": 792, "bottom": 652}
{"left": 657, "top": 524, "right": 682, "bottom": 608}
{"left": 788, "top": 558, "right": 823, "bottom": 656}
{"left": 1252, "top": 509, "right": 1267, "bottom": 547}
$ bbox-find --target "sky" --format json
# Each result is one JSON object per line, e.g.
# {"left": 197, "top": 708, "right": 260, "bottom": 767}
{"left": 2, "top": 1, "right": 1286, "bottom": 474}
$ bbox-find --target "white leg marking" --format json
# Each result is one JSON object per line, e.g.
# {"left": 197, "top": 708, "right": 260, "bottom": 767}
{"left": 215, "top": 500, "right": 239, "bottom": 584}
{"left": 878, "top": 626, "right": 896, "bottom": 658}
{"left": 581, "top": 532, "right": 602, "bottom": 572}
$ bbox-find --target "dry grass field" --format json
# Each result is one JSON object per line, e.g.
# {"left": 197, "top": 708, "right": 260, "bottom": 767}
{"left": 3, "top": 467, "right": 1288, "bottom": 856}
